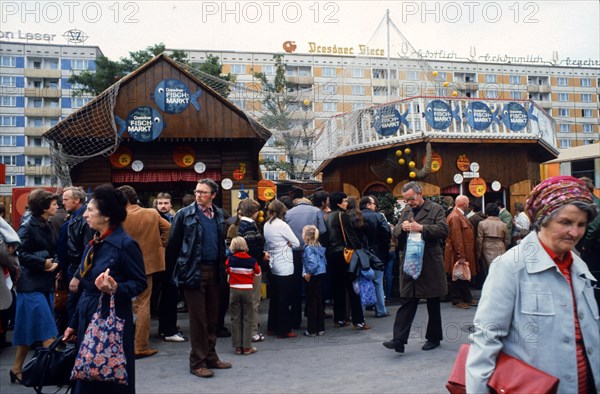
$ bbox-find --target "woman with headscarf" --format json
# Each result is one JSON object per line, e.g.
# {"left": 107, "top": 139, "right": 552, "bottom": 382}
{"left": 63, "top": 184, "right": 147, "bottom": 394}
{"left": 466, "top": 176, "right": 600, "bottom": 394}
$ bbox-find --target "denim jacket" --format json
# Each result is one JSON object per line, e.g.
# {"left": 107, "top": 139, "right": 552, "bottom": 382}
{"left": 302, "top": 245, "right": 326, "bottom": 276}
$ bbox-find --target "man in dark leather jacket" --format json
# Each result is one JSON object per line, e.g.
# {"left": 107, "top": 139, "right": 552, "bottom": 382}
{"left": 59, "top": 186, "right": 94, "bottom": 321}
{"left": 165, "top": 178, "right": 230, "bottom": 378}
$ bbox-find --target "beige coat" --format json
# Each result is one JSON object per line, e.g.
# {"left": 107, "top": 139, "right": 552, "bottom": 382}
{"left": 444, "top": 208, "right": 477, "bottom": 276}
{"left": 122, "top": 205, "right": 171, "bottom": 275}
{"left": 476, "top": 216, "right": 509, "bottom": 268}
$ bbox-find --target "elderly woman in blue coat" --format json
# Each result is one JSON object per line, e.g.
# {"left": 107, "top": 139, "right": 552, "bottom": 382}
{"left": 63, "top": 184, "right": 147, "bottom": 394}
{"left": 466, "top": 176, "right": 600, "bottom": 394}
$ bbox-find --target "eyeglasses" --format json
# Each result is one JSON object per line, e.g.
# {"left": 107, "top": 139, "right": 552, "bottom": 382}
{"left": 194, "top": 190, "right": 212, "bottom": 195}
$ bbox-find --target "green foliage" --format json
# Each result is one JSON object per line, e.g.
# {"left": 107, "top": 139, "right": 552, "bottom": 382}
{"left": 377, "top": 193, "right": 401, "bottom": 225}
{"left": 191, "top": 54, "right": 235, "bottom": 98}
{"left": 253, "top": 54, "right": 293, "bottom": 131}
{"left": 68, "top": 55, "right": 125, "bottom": 96}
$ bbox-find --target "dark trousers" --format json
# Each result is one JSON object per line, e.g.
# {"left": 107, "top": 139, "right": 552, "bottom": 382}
{"left": 157, "top": 262, "right": 179, "bottom": 337}
{"left": 306, "top": 274, "right": 325, "bottom": 334}
{"left": 218, "top": 283, "right": 230, "bottom": 330}
{"left": 449, "top": 279, "right": 472, "bottom": 304}
{"left": 290, "top": 250, "right": 304, "bottom": 329}
{"left": 331, "top": 251, "right": 364, "bottom": 325}
{"left": 183, "top": 265, "right": 221, "bottom": 369}
{"left": 392, "top": 297, "right": 442, "bottom": 344}
{"left": 267, "top": 274, "right": 294, "bottom": 336}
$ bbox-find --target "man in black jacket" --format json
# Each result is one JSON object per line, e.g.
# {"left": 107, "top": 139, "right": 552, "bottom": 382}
{"left": 59, "top": 186, "right": 94, "bottom": 323}
{"left": 359, "top": 195, "right": 390, "bottom": 317}
{"left": 166, "top": 179, "right": 231, "bottom": 378}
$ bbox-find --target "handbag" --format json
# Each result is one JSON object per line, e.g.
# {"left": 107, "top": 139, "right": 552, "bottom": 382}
{"left": 403, "top": 232, "right": 425, "bottom": 280}
{"left": 452, "top": 260, "right": 472, "bottom": 281}
{"left": 339, "top": 213, "right": 354, "bottom": 264}
{"left": 54, "top": 276, "right": 68, "bottom": 312}
{"left": 446, "top": 344, "right": 559, "bottom": 394}
{"left": 355, "top": 270, "right": 377, "bottom": 306}
{"left": 21, "top": 335, "right": 77, "bottom": 392}
{"left": 71, "top": 293, "right": 128, "bottom": 385}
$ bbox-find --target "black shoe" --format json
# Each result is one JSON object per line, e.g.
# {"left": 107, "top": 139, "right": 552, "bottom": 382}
{"left": 383, "top": 339, "right": 405, "bottom": 353}
{"left": 421, "top": 340, "right": 440, "bottom": 351}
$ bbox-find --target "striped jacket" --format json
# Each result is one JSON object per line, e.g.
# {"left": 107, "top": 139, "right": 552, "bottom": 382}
{"left": 226, "top": 252, "right": 260, "bottom": 290}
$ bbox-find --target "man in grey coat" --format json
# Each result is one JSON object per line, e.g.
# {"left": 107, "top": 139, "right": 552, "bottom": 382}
{"left": 383, "top": 182, "right": 449, "bottom": 353}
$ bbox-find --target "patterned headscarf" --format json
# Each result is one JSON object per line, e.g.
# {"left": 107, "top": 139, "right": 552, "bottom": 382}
{"left": 525, "top": 176, "right": 594, "bottom": 223}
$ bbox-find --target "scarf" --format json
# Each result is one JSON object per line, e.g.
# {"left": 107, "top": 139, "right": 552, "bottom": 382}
{"left": 79, "top": 225, "right": 116, "bottom": 278}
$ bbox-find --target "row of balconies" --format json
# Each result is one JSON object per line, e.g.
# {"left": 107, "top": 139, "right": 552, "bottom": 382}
{"left": 24, "top": 88, "right": 62, "bottom": 98}
{"left": 23, "top": 69, "right": 62, "bottom": 78}
{"left": 23, "top": 146, "right": 50, "bottom": 156}
{"left": 23, "top": 108, "right": 62, "bottom": 117}
{"left": 24, "top": 166, "right": 53, "bottom": 176}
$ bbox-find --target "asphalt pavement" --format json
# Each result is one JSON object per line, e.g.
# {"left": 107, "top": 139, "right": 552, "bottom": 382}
{"left": 0, "top": 296, "right": 479, "bottom": 394}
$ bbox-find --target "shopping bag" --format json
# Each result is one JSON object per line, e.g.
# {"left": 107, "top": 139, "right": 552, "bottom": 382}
{"left": 354, "top": 270, "right": 377, "bottom": 306}
{"left": 452, "top": 260, "right": 471, "bottom": 281}
{"left": 71, "top": 294, "right": 128, "bottom": 385}
{"left": 403, "top": 232, "right": 425, "bottom": 280}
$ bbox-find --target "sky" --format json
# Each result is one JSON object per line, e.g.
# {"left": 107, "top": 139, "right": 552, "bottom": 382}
{"left": 1, "top": 0, "right": 599, "bottom": 66}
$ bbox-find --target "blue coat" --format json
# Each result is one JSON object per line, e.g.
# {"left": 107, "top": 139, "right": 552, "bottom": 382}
{"left": 71, "top": 225, "right": 147, "bottom": 394}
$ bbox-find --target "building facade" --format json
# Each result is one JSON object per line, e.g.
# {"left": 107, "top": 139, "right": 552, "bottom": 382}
{"left": 0, "top": 41, "right": 101, "bottom": 195}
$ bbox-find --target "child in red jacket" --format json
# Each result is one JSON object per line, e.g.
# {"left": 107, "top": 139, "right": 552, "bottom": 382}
{"left": 225, "top": 237, "right": 261, "bottom": 355}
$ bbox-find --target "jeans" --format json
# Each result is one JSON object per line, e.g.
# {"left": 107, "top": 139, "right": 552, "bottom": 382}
{"left": 384, "top": 251, "right": 396, "bottom": 299}
{"left": 373, "top": 269, "right": 388, "bottom": 316}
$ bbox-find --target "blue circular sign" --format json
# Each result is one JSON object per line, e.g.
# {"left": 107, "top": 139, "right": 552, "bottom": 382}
{"left": 125, "top": 106, "right": 165, "bottom": 142}
{"left": 424, "top": 100, "right": 453, "bottom": 130}
{"left": 153, "top": 79, "right": 202, "bottom": 114}
{"left": 374, "top": 107, "right": 402, "bottom": 136}
{"left": 501, "top": 102, "right": 529, "bottom": 131}
{"left": 465, "top": 101, "right": 493, "bottom": 130}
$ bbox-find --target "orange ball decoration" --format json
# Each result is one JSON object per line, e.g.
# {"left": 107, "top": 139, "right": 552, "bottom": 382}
{"left": 409, "top": 171, "right": 417, "bottom": 178}
{"left": 395, "top": 149, "right": 403, "bottom": 157}
{"left": 398, "top": 158, "right": 406, "bottom": 165}
{"left": 404, "top": 148, "right": 411, "bottom": 154}
{"left": 408, "top": 161, "right": 416, "bottom": 168}
{"left": 386, "top": 177, "right": 394, "bottom": 185}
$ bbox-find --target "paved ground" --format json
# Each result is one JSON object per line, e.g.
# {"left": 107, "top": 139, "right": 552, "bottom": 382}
{"left": 0, "top": 297, "right": 479, "bottom": 394}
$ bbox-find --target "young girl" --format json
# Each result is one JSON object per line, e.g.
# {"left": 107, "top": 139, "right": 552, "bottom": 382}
{"left": 302, "top": 225, "right": 327, "bottom": 337}
{"left": 226, "top": 237, "right": 261, "bottom": 355}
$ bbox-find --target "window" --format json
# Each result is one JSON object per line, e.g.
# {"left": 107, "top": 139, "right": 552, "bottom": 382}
{"left": 559, "top": 124, "right": 570, "bottom": 132}
{"left": 351, "top": 85, "right": 365, "bottom": 95}
{"left": 31, "top": 118, "right": 43, "bottom": 127}
{"left": 351, "top": 68, "right": 363, "bottom": 78}
{"left": 558, "top": 108, "right": 569, "bottom": 117}
{"left": 33, "top": 61, "right": 41, "bottom": 69}
{"left": 0, "top": 96, "right": 16, "bottom": 107}
{"left": 0, "top": 156, "right": 16, "bottom": 166}
{"left": 557, "top": 77, "right": 568, "bottom": 86}
{"left": 261, "top": 65, "right": 275, "bottom": 75}
{"left": 352, "top": 103, "right": 365, "bottom": 111}
{"left": 559, "top": 139, "right": 571, "bottom": 148}
{"left": 581, "top": 78, "right": 591, "bottom": 87}
{"left": 5, "top": 175, "right": 16, "bottom": 185}
{"left": 0, "top": 116, "right": 17, "bottom": 126}
{"left": 49, "top": 118, "right": 59, "bottom": 126}
{"left": 581, "top": 94, "right": 593, "bottom": 102}
{"left": 72, "top": 97, "right": 91, "bottom": 108}
{"left": 373, "top": 86, "right": 388, "bottom": 96}
{"left": 33, "top": 81, "right": 42, "bottom": 88}
{"left": 0, "top": 56, "right": 16, "bottom": 67}
{"left": 323, "top": 102, "right": 336, "bottom": 112}
{"left": 0, "top": 136, "right": 17, "bottom": 146}
{"left": 30, "top": 137, "right": 43, "bottom": 147}
{"left": 231, "top": 64, "right": 245, "bottom": 74}
{"left": 510, "top": 75, "right": 521, "bottom": 85}
{"left": 510, "top": 91, "right": 522, "bottom": 100}
{"left": 48, "top": 99, "right": 59, "bottom": 108}
{"left": 0, "top": 76, "right": 16, "bottom": 87}
{"left": 71, "top": 60, "right": 88, "bottom": 70}
{"left": 583, "top": 124, "right": 595, "bottom": 133}
{"left": 33, "top": 176, "right": 43, "bottom": 186}
{"left": 33, "top": 98, "right": 42, "bottom": 108}
{"left": 584, "top": 139, "right": 596, "bottom": 145}
{"left": 485, "top": 74, "right": 496, "bottom": 83}
{"left": 558, "top": 93, "right": 569, "bottom": 101}
{"left": 47, "top": 81, "right": 59, "bottom": 89}
{"left": 486, "top": 90, "right": 498, "bottom": 99}
{"left": 407, "top": 71, "right": 419, "bottom": 81}
{"left": 285, "top": 66, "right": 311, "bottom": 77}
{"left": 582, "top": 109, "right": 594, "bottom": 117}
{"left": 436, "top": 71, "right": 447, "bottom": 80}
{"left": 322, "top": 67, "right": 335, "bottom": 77}
{"left": 48, "top": 60, "right": 58, "bottom": 70}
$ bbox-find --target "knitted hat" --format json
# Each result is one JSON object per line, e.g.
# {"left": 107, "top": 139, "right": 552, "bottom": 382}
{"left": 525, "top": 176, "right": 594, "bottom": 223}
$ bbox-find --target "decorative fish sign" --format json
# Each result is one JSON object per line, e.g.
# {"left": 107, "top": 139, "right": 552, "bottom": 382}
{"left": 422, "top": 100, "right": 461, "bottom": 130}
{"left": 499, "top": 102, "right": 530, "bottom": 131}
{"left": 373, "top": 107, "right": 410, "bottom": 136}
{"left": 115, "top": 106, "right": 166, "bottom": 142}
{"left": 151, "top": 78, "right": 202, "bottom": 114}
{"left": 464, "top": 102, "right": 493, "bottom": 130}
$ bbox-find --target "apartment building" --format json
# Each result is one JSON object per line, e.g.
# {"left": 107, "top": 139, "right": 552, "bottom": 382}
{"left": 0, "top": 41, "right": 101, "bottom": 195}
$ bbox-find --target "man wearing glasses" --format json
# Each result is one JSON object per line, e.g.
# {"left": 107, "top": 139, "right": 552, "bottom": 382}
{"left": 383, "top": 181, "right": 449, "bottom": 354}
{"left": 166, "top": 179, "right": 231, "bottom": 378}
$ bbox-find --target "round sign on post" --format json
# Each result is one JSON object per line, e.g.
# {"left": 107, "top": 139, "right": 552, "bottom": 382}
{"left": 131, "top": 160, "right": 144, "bottom": 172}
{"left": 470, "top": 162, "right": 480, "bottom": 172}
{"left": 173, "top": 146, "right": 196, "bottom": 168}
{"left": 221, "top": 178, "right": 233, "bottom": 190}
{"left": 453, "top": 173, "right": 464, "bottom": 184}
{"left": 109, "top": 146, "right": 132, "bottom": 168}
{"left": 258, "top": 180, "right": 276, "bottom": 201}
{"left": 456, "top": 155, "right": 470, "bottom": 172}
{"left": 491, "top": 181, "right": 502, "bottom": 192}
{"left": 469, "top": 178, "right": 487, "bottom": 197}
{"left": 194, "top": 162, "right": 206, "bottom": 174}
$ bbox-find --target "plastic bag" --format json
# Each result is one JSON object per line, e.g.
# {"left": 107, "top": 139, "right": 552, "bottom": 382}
{"left": 452, "top": 260, "right": 472, "bottom": 281}
{"left": 403, "top": 232, "right": 425, "bottom": 280}
{"left": 354, "top": 273, "right": 377, "bottom": 306}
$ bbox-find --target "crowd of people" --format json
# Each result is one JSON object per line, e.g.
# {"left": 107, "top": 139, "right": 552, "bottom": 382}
{"left": 0, "top": 175, "right": 598, "bottom": 393}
